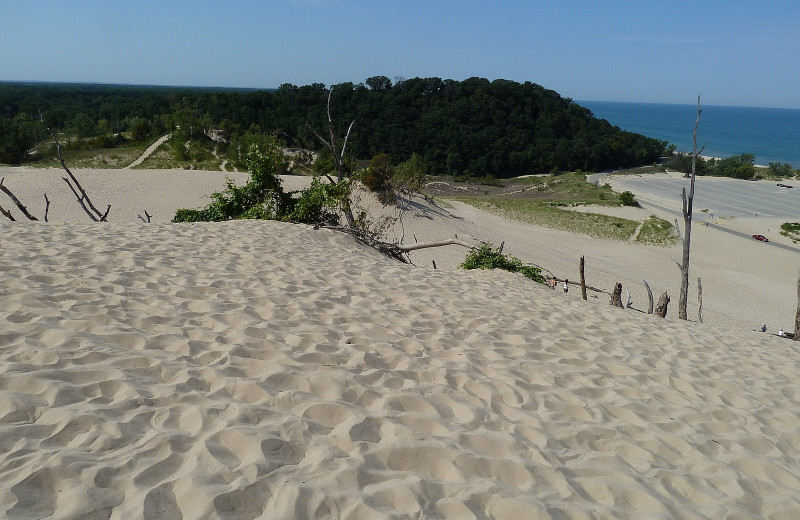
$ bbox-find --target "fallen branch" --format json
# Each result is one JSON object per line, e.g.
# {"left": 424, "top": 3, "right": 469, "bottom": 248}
{"left": 138, "top": 210, "right": 152, "bottom": 223}
{"left": 0, "top": 178, "right": 38, "bottom": 220}
{"left": 43, "top": 194, "right": 50, "bottom": 222}
{"left": 0, "top": 203, "right": 14, "bottom": 221}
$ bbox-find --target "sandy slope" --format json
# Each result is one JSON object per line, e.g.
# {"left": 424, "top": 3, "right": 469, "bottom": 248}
{"left": 1, "top": 168, "right": 800, "bottom": 519}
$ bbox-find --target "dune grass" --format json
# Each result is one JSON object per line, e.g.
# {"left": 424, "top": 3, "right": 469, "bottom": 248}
{"left": 454, "top": 197, "right": 640, "bottom": 240}
{"left": 635, "top": 215, "right": 679, "bottom": 245}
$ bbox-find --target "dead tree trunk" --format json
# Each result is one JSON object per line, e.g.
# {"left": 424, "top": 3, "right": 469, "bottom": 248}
{"left": 643, "top": 279, "right": 654, "bottom": 314}
{"left": 677, "top": 96, "right": 706, "bottom": 320}
{"left": 580, "top": 256, "right": 588, "bottom": 301}
{"left": 610, "top": 282, "right": 624, "bottom": 308}
{"left": 795, "top": 269, "right": 800, "bottom": 341}
{"left": 697, "top": 277, "right": 704, "bottom": 323}
{"left": 655, "top": 290, "right": 670, "bottom": 318}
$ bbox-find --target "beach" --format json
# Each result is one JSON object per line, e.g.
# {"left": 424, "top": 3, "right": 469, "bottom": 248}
{"left": 1, "top": 167, "right": 800, "bottom": 519}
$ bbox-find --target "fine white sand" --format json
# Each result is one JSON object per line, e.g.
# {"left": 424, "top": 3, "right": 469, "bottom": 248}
{"left": 1, "top": 167, "right": 800, "bottom": 519}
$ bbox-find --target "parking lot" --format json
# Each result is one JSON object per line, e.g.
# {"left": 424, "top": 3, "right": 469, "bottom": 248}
{"left": 608, "top": 175, "right": 800, "bottom": 220}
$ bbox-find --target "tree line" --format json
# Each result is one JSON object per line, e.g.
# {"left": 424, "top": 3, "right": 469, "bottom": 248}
{"left": 0, "top": 78, "right": 666, "bottom": 176}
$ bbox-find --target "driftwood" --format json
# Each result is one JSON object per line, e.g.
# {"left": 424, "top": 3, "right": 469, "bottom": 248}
{"left": 0, "top": 178, "right": 38, "bottom": 220}
{"left": 697, "top": 277, "right": 704, "bottom": 323}
{"left": 43, "top": 194, "right": 50, "bottom": 222}
{"left": 138, "top": 210, "right": 152, "bottom": 223}
{"left": 610, "top": 282, "right": 624, "bottom": 308}
{"left": 580, "top": 256, "right": 587, "bottom": 301}
{"left": 321, "top": 224, "right": 474, "bottom": 263}
{"left": 655, "top": 290, "right": 670, "bottom": 318}
{"left": 643, "top": 280, "right": 654, "bottom": 314}
{"left": 0, "top": 203, "right": 14, "bottom": 221}
{"left": 626, "top": 288, "right": 632, "bottom": 309}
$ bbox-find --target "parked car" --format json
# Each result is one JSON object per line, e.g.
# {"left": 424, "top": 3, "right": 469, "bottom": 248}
{"left": 752, "top": 234, "right": 769, "bottom": 242}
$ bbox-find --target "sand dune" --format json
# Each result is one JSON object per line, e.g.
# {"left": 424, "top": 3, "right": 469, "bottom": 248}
{"left": 1, "top": 168, "right": 800, "bottom": 519}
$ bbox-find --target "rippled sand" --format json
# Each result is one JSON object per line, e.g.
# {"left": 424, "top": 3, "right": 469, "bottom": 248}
{"left": 1, "top": 218, "right": 799, "bottom": 519}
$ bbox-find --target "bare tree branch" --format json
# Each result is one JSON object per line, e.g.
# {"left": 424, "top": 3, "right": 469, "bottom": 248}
{"left": 43, "top": 194, "right": 50, "bottom": 222}
{"left": 0, "top": 178, "right": 38, "bottom": 220}
{"left": 40, "top": 110, "right": 109, "bottom": 221}
{"left": 138, "top": 210, "right": 152, "bottom": 223}
{"left": 0, "top": 203, "right": 14, "bottom": 221}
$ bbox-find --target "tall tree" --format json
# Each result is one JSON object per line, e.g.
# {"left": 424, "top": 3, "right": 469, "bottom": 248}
{"left": 677, "top": 96, "right": 705, "bottom": 320}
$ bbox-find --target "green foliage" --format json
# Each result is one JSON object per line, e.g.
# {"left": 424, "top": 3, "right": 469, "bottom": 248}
{"left": 768, "top": 162, "right": 798, "bottom": 178}
{"left": 0, "top": 79, "right": 665, "bottom": 173}
{"left": 170, "top": 130, "right": 190, "bottom": 161}
{"left": 460, "top": 245, "right": 545, "bottom": 284}
{"left": 664, "top": 153, "right": 709, "bottom": 175}
{"left": 173, "top": 138, "right": 352, "bottom": 227}
{"left": 285, "top": 177, "right": 350, "bottom": 226}
{"left": 0, "top": 113, "right": 44, "bottom": 164}
{"left": 708, "top": 153, "right": 755, "bottom": 179}
{"left": 619, "top": 191, "right": 638, "bottom": 207}
{"left": 780, "top": 222, "right": 800, "bottom": 243}
{"left": 129, "top": 118, "right": 152, "bottom": 142}
{"left": 391, "top": 153, "right": 428, "bottom": 195}
{"left": 635, "top": 215, "right": 679, "bottom": 245}
{"left": 361, "top": 153, "right": 393, "bottom": 194}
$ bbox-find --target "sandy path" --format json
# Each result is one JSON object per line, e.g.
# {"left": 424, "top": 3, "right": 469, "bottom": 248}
{"left": 124, "top": 134, "right": 171, "bottom": 169}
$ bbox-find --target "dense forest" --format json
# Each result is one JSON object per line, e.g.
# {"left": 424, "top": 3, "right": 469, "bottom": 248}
{"left": 0, "top": 78, "right": 666, "bottom": 176}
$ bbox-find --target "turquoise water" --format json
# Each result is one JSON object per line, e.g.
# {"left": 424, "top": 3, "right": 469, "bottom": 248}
{"left": 579, "top": 100, "right": 800, "bottom": 167}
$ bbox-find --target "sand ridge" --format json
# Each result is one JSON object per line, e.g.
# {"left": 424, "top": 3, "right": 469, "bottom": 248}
{"left": 1, "top": 219, "right": 800, "bottom": 519}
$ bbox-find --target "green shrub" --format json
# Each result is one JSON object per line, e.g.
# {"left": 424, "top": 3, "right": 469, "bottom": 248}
{"left": 780, "top": 222, "right": 800, "bottom": 243}
{"left": 459, "top": 245, "right": 545, "bottom": 283}
{"left": 173, "top": 138, "right": 353, "bottom": 227}
{"left": 619, "top": 191, "right": 638, "bottom": 207}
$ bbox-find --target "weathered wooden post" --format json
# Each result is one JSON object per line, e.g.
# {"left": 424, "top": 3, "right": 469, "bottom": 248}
{"left": 580, "top": 256, "right": 587, "bottom": 301}
{"left": 655, "top": 291, "right": 670, "bottom": 318}
{"left": 698, "top": 277, "right": 704, "bottom": 324}
{"left": 643, "top": 280, "right": 654, "bottom": 314}
{"left": 610, "top": 283, "right": 624, "bottom": 308}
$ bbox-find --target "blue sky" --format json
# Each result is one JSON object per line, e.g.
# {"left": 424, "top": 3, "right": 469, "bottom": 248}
{"left": 2, "top": 0, "right": 799, "bottom": 108}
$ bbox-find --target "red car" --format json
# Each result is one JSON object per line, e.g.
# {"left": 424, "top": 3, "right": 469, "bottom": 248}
{"left": 752, "top": 234, "right": 769, "bottom": 242}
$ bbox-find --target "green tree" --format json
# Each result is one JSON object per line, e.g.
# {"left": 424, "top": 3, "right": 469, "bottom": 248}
{"left": 130, "top": 118, "right": 152, "bottom": 142}
{"left": 0, "top": 113, "right": 42, "bottom": 164}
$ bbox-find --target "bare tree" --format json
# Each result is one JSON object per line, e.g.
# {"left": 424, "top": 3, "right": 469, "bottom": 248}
{"left": 305, "top": 90, "right": 356, "bottom": 227}
{"left": 676, "top": 96, "right": 706, "bottom": 320}
{"left": 306, "top": 90, "right": 355, "bottom": 184}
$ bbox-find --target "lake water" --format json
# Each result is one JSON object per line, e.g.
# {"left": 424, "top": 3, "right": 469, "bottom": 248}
{"left": 579, "top": 100, "right": 800, "bottom": 168}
